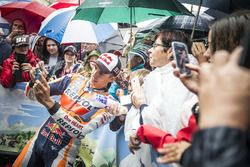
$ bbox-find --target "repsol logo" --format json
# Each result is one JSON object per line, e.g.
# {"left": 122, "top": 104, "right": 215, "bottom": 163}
{"left": 57, "top": 118, "right": 85, "bottom": 139}
{"left": 64, "top": 88, "right": 91, "bottom": 108}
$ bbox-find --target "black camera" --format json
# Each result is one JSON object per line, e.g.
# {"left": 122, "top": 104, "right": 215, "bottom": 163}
{"left": 14, "top": 53, "right": 28, "bottom": 65}
{"left": 14, "top": 52, "right": 29, "bottom": 82}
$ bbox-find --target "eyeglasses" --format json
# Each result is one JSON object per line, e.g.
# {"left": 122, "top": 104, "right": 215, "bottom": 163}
{"left": 152, "top": 42, "right": 170, "bottom": 49}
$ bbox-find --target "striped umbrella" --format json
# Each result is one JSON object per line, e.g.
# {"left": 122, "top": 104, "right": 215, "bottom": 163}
{"left": 39, "top": 7, "right": 118, "bottom": 44}
{"left": 0, "top": 13, "right": 9, "bottom": 29}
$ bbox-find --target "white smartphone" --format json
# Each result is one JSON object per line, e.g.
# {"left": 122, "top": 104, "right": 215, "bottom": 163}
{"left": 131, "top": 76, "right": 141, "bottom": 93}
{"left": 172, "top": 41, "right": 192, "bottom": 76}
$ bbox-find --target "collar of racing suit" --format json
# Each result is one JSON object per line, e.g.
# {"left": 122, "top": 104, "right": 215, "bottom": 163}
{"left": 84, "top": 81, "right": 108, "bottom": 93}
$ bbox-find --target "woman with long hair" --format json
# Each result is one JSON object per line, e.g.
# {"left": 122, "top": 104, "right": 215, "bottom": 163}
{"left": 41, "top": 37, "right": 63, "bottom": 70}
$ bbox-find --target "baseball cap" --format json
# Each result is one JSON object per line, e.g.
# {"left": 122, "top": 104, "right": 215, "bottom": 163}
{"left": 88, "top": 50, "right": 101, "bottom": 57}
{"left": 12, "top": 34, "right": 29, "bottom": 47}
{"left": 64, "top": 45, "right": 77, "bottom": 56}
{"left": 128, "top": 43, "right": 150, "bottom": 65}
{"left": 93, "top": 53, "right": 121, "bottom": 76}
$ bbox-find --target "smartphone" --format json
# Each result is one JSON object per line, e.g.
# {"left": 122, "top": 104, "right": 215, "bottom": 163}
{"left": 131, "top": 76, "right": 141, "bottom": 93}
{"left": 239, "top": 26, "right": 250, "bottom": 69}
{"left": 172, "top": 41, "right": 192, "bottom": 76}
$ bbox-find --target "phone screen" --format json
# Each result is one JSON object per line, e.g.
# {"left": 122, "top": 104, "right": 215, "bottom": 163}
{"left": 172, "top": 42, "right": 192, "bottom": 76}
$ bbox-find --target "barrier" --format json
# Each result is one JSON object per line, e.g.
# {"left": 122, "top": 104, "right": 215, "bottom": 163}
{"left": 0, "top": 83, "right": 166, "bottom": 167}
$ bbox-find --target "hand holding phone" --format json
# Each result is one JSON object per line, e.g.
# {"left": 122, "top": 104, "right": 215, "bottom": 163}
{"left": 172, "top": 41, "right": 192, "bottom": 76}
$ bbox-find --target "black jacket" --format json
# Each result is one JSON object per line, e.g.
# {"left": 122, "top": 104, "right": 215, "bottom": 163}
{"left": 181, "top": 127, "right": 250, "bottom": 167}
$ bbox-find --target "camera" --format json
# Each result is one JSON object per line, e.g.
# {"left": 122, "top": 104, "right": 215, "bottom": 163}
{"left": 14, "top": 53, "right": 28, "bottom": 65}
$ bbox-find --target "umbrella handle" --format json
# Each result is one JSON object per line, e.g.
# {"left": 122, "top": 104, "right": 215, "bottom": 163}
{"left": 191, "top": 0, "right": 203, "bottom": 40}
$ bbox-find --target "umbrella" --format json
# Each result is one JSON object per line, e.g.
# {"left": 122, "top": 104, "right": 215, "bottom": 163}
{"left": 160, "top": 14, "right": 213, "bottom": 33}
{"left": 61, "top": 20, "right": 118, "bottom": 44}
{"left": 0, "top": 13, "right": 9, "bottom": 36}
{"left": 179, "top": 0, "right": 250, "bottom": 39}
{"left": 39, "top": 7, "right": 119, "bottom": 44}
{"left": 0, "top": 0, "right": 31, "bottom": 6}
{"left": 0, "top": 1, "right": 55, "bottom": 33}
{"left": 0, "top": 13, "right": 9, "bottom": 29}
{"left": 39, "top": 7, "right": 76, "bottom": 43}
{"left": 98, "top": 33, "right": 124, "bottom": 53}
{"left": 138, "top": 14, "right": 213, "bottom": 34}
{"left": 178, "top": 0, "right": 250, "bottom": 13}
{"left": 73, "top": 0, "right": 192, "bottom": 25}
{"left": 49, "top": 0, "right": 84, "bottom": 9}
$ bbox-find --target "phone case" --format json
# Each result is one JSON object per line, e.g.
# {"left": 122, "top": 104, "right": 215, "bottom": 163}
{"left": 131, "top": 76, "right": 141, "bottom": 93}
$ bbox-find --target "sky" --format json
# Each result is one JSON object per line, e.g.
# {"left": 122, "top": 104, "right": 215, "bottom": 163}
{"left": 0, "top": 84, "right": 50, "bottom": 132}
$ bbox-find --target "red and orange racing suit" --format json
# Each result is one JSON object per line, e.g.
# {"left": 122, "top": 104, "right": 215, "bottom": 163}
{"left": 13, "top": 74, "right": 114, "bottom": 167}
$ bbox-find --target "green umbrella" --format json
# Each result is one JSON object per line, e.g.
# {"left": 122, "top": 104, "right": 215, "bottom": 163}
{"left": 73, "top": 0, "right": 191, "bottom": 24}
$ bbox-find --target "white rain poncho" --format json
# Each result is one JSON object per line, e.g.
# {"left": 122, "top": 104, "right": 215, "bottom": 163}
{"left": 123, "top": 55, "right": 197, "bottom": 167}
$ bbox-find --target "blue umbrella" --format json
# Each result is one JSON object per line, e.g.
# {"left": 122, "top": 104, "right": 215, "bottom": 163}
{"left": 39, "top": 7, "right": 76, "bottom": 43}
{"left": 39, "top": 7, "right": 118, "bottom": 44}
{"left": 0, "top": 15, "right": 9, "bottom": 29}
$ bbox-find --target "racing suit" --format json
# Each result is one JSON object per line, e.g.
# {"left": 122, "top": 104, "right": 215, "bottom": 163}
{"left": 13, "top": 74, "right": 115, "bottom": 167}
